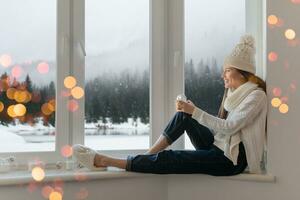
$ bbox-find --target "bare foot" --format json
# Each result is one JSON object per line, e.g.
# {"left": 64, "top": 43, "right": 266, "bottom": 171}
{"left": 94, "top": 154, "right": 108, "bottom": 168}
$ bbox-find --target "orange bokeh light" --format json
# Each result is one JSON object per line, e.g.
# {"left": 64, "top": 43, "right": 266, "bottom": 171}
{"left": 49, "top": 191, "right": 62, "bottom": 200}
{"left": 279, "top": 103, "right": 289, "bottom": 114}
{"left": 48, "top": 99, "right": 56, "bottom": 112}
{"left": 71, "top": 86, "right": 84, "bottom": 99}
{"left": 41, "top": 103, "right": 53, "bottom": 115}
{"left": 0, "top": 54, "right": 12, "bottom": 67}
{"left": 0, "top": 101, "right": 4, "bottom": 112}
{"left": 67, "top": 99, "right": 79, "bottom": 112}
{"left": 64, "top": 76, "right": 77, "bottom": 89}
{"left": 14, "top": 90, "right": 28, "bottom": 103}
{"left": 11, "top": 65, "right": 23, "bottom": 78}
{"left": 31, "top": 167, "right": 45, "bottom": 182}
{"left": 6, "top": 88, "right": 16, "bottom": 100}
{"left": 37, "top": 62, "right": 49, "bottom": 74}
{"left": 61, "top": 145, "right": 73, "bottom": 158}
{"left": 268, "top": 52, "right": 278, "bottom": 62}
{"left": 7, "top": 105, "right": 17, "bottom": 118}
{"left": 267, "top": 15, "right": 278, "bottom": 25}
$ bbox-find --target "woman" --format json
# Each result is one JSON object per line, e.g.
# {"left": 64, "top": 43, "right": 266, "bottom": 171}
{"left": 73, "top": 34, "right": 267, "bottom": 176}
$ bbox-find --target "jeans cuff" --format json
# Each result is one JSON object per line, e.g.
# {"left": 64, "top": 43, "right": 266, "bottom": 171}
{"left": 162, "top": 132, "right": 173, "bottom": 145}
{"left": 126, "top": 155, "right": 134, "bottom": 171}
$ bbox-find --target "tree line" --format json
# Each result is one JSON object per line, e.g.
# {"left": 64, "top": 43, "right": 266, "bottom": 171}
{"left": 0, "top": 57, "right": 224, "bottom": 127}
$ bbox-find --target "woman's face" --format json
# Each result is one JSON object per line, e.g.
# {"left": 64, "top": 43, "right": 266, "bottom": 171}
{"left": 222, "top": 67, "right": 246, "bottom": 90}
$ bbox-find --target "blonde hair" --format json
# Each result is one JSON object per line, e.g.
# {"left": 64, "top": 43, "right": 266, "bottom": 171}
{"left": 217, "top": 70, "right": 266, "bottom": 119}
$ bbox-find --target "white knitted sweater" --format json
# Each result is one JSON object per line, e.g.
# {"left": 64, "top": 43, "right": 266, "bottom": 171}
{"left": 192, "top": 89, "right": 267, "bottom": 174}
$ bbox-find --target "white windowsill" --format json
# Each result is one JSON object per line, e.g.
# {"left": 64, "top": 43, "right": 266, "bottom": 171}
{"left": 0, "top": 167, "right": 275, "bottom": 186}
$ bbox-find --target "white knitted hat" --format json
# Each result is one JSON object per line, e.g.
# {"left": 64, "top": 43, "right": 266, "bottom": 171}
{"left": 223, "top": 34, "right": 256, "bottom": 74}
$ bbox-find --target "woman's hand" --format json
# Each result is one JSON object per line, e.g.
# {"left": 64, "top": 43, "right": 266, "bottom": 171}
{"left": 175, "top": 100, "right": 196, "bottom": 115}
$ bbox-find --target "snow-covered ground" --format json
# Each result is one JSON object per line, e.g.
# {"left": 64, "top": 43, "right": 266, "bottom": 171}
{"left": 0, "top": 118, "right": 152, "bottom": 152}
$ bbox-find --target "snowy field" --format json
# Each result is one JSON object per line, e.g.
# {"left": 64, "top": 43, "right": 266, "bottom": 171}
{"left": 0, "top": 118, "right": 194, "bottom": 152}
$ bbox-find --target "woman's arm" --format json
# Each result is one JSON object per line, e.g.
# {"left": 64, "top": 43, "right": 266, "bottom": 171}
{"left": 183, "top": 90, "right": 267, "bottom": 136}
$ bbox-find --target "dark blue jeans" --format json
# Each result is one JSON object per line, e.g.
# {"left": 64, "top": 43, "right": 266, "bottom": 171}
{"left": 126, "top": 112, "right": 247, "bottom": 176}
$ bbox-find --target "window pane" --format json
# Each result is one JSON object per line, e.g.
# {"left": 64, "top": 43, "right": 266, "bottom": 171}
{"left": 0, "top": 1, "right": 56, "bottom": 152}
{"left": 85, "top": 0, "right": 149, "bottom": 150}
{"left": 184, "top": 0, "right": 245, "bottom": 149}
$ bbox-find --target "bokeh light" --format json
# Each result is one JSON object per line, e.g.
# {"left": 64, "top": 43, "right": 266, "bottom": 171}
{"left": 279, "top": 103, "right": 289, "bottom": 114}
{"left": 271, "top": 98, "right": 281, "bottom": 107}
{"left": 14, "top": 90, "right": 28, "bottom": 103}
{"left": 37, "top": 62, "right": 50, "bottom": 74}
{"left": 285, "top": 29, "right": 296, "bottom": 40}
{"left": 6, "top": 88, "right": 16, "bottom": 100}
{"left": 267, "top": 15, "right": 278, "bottom": 25}
{"left": 64, "top": 76, "right": 77, "bottom": 89}
{"left": 268, "top": 52, "right": 278, "bottom": 62}
{"left": 0, "top": 101, "right": 4, "bottom": 112}
{"left": 67, "top": 99, "right": 79, "bottom": 112}
{"left": 291, "top": 0, "right": 300, "bottom": 4}
{"left": 13, "top": 104, "right": 26, "bottom": 116}
{"left": 41, "top": 103, "right": 53, "bottom": 115}
{"left": 272, "top": 87, "right": 282, "bottom": 97}
{"left": 41, "top": 185, "right": 54, "bottom": 199}
{"left": 49, "top": 191, "right": 62, "bottom": 200}
{"left": 7, "top": 105, "right": 17, "bottom": 118}
{"left": 61, "top": 145, "right": 73, "bottom": 158}
{"left": 31, "top": 166, "right": 45, "bottom": 182}
{"left": 11, "top": 65, "right": 23, "bottom": 78}
{"left": 48, "top": 99, "right": 56, "bottom": 112}
{"left": 71, "top": 86, "right": 84, "bottom": 99}
{"left": 0, "top": 54, "right": 12, "bottom": 67}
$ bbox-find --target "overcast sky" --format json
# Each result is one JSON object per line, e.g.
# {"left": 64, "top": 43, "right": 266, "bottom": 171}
{"left": 0, "top": 0, "right": 244, "bottom": 83}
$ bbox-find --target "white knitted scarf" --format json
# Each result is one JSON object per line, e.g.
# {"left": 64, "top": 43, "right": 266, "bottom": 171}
{"left": 224, "top": 81, "right": 258, "bottom": 112}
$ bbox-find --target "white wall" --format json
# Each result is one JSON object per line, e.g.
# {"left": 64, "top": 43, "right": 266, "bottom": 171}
{"left": 0, "top": 1, "right": 299, "bottom": 200}
{"left": 0, "top": 177, "right": 167, "bottom": 200}
{"left": 167, "top": 0, "right": 300, "bottom": 199}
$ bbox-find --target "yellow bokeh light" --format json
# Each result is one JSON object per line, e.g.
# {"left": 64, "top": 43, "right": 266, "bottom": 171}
{"left": 271, "top": 98, "right": 281, "bottom": 108}
{"left": 279, "top": 103, "right": 289, "bottom": 114}
{"left": 285, "top": 29, "right": 296, "bottom": 40}
{"left": 41, "top": 185, "right": 54, "bottom": 199}
{"left": 41, "top": 103, "right": 53, "bottom": 115}
{"left": 49, "top": 191, "right": 62, "bottom": 200}
{"left": 0, "top": 101, "right": 4, "bottom": 112}
{"left": 7, "top": 105, "right": 17, "bottom": 118}
{"left": 31, "top": 167, "right": 45, "bottom": 182}
{"left": 268, "top": 15, "right": 278, "bottom": 25}
{"left": 48, "top": 99, "right": 56, "bottom": 112}
{"left": 0, "top": 54, "right": 12, "bottom": 67}
{"left": 71, "top": 86, "right": 84, "bottom": 99}
{"left": 14, "top": 90, "right": 27, "bottom": 103}
{"left": 6, "top": 88, "right": 16, "bottom": 100}
{"left": 64, "top": 76, "right": 77, "bottom": 89}
{"left": 268, "top": 52, "right": 278, "bottom": 62}
{"left": 13, "top": 104, "right": 26, "bottom": 116}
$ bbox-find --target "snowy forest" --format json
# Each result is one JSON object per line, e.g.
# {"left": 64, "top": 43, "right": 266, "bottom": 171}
{"left": 0, "top": 57, "right": 225, "bottom": 127}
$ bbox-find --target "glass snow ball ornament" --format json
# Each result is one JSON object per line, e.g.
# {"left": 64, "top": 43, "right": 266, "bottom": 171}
{"left": 176, "top": 94, "right": 187, "bottom": 102}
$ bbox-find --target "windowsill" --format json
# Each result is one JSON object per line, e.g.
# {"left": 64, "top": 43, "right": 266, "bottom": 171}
{"left": 0, "top": 168, "right": 275, "bottom": 186}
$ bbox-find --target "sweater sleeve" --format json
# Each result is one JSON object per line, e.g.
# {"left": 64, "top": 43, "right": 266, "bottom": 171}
{"left": 191, "top": 90, "right": 266, "bottom": 136}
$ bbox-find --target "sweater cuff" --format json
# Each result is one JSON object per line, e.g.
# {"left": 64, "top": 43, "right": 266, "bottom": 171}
{"left": 192, "top": 107, "right": 204, "bottom": 121}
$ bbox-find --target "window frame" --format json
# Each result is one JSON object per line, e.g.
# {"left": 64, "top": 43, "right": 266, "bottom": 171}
{"left": 0, "top": 0, "right": 265, "bottom": 165}
{"left": 0, "top": 0, "right": 71, "bottom": 164}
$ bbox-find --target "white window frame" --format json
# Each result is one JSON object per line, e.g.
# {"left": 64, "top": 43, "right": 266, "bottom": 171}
{"left": 0, "top": 0, "right": 265, "bottom": 166}
{"left": 0, "top": 0, "right": 71, "bottom": 165}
